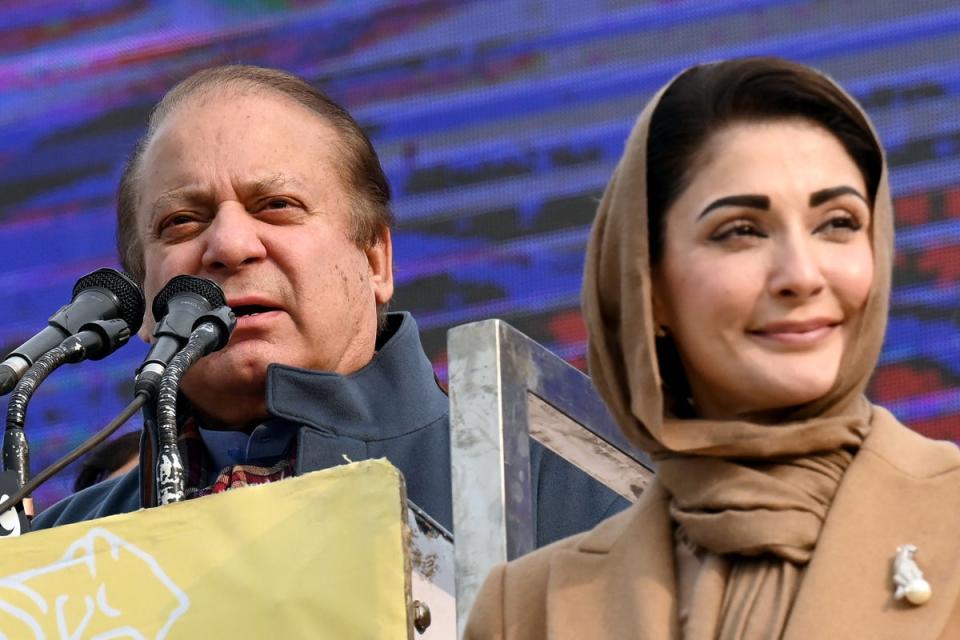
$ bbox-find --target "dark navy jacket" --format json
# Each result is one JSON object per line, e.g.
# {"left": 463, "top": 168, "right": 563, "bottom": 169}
{"left": 34, "top": 313, "right": 627, "bottom": 546}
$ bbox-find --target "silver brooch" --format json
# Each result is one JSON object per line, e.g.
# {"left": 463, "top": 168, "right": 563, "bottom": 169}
{"left": 893, "top": 544, "right": 932, "bottom": 605}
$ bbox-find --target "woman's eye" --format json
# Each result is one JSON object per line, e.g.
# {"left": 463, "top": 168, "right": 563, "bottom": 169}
{"left": 818, "top": 213, "right": 863, "bottom": 236}
{"left": 711, "top": 222, "right": 765, "bottom": 242}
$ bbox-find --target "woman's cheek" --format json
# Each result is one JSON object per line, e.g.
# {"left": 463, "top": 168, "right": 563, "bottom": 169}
{"left": 831, "top": 246, "right": 874, "bottom": 312}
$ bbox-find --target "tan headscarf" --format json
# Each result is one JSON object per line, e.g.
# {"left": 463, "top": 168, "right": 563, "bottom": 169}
{"left": 582, "top": 59, "right": 894, "bottom": 638}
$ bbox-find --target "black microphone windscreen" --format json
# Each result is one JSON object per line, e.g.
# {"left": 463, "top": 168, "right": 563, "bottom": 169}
{"left": 73, "top": 269, "right": 145, "bottom": 334}
{"left": 151, "top": 275, "right": 226, "bottom": 323}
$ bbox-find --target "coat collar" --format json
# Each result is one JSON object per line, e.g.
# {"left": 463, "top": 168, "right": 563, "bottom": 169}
{"left": 263, "top": 312, "right": 448, "bottom": 441}
{"left": 784, "top": 407, "right": 960, "bottom": 639}
{"left": 544, "top": 409, "right": 960, "bottom": 639}
{"left": 546, "top": 483, "right": 680, "bottom": 639}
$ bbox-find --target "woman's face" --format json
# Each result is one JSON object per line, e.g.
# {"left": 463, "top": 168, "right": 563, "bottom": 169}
{"left": 652, "top": 119, "right": 874, "bottom": 420}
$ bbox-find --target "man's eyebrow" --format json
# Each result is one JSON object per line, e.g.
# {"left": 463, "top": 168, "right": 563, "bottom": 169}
{"left": 149, "top": 175, "right": 309, "bottom": 219}
{"left": 150, "top": 188, "right": 207, "bottom": 220}
{"left": 697, "top": 194, "right": 770, "bottom": 220}
{"left": 809, "top": 185, "right": 868, "bottom": 207}
{"left": 247, "top": 173, "right": 308, "bottom": 196}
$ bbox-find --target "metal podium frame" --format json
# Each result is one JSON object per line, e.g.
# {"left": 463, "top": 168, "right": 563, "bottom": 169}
{"left": 448, "top": 319, "right": 655, "bottom": 635}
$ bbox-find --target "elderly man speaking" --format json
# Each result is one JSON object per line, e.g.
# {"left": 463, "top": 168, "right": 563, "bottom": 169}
{"left": 34, "top": 65, "right": 626, "bottom": 545}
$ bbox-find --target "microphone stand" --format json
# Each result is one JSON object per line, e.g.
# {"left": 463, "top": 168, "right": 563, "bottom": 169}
{"left": 0, "top": 308, "right": 232, "bottom": 520}
{"left": 2, "top": 320, "right": 131, "bottom": 517}
{"left": 132, "top": 275, "right": 231, "bottom": 508}
{"left": 139, "top": 404, "right": 159, "bottom": 509}
{"left": 0, "top": 393, "right": 147, "bottom": 518}
{"left": 156, "top": 316, "right": 233, "bottom": 505}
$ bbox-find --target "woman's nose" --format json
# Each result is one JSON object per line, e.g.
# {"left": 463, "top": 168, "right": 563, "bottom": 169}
{"left": 200, "top": 204, "right": 268, "bottom": 273}
{"left": 768, "top": 232, "right": 826, "bottom": 299}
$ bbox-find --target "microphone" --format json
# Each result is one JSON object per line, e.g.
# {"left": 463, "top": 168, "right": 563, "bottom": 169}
{"left": 156, "top": 306, "right": 236, "bottom": 505}
{"left": 0, "top": 268, "right": 144, "bottom": 395}
{"left": 134, "top": 275, "right": 228, "bottom": 401}
{"left": 3, "top": 318, "right": 134, "bottom": 520}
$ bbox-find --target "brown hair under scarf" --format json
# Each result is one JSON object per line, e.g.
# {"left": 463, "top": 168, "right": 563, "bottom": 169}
{"left": 582, "top": 59, "right": 894, "bottom": 638}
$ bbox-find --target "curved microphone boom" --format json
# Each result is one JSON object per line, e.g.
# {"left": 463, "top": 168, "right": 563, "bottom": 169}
{"left": 0, "top": 276, "right": 227, "bottom": 522}
{"left": 0, "top": 268, "right": 144, "bottom": 395}
{"left": 156, "top": 306, "right": 236, "bottom": 505}
{"left": 134, "top": 275, "right": 229, "bottom": 509}
{"left": 3, "top": 318, "right": 134, "bottom": 519}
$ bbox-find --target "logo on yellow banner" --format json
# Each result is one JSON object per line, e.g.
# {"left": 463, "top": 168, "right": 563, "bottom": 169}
{"left": 0, "top": 527, "right": 189, "bottom": 639}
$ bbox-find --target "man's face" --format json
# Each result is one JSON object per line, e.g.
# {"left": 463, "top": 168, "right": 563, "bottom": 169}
{"left": 135, "top": 86, "right": 393, "bottom": 427}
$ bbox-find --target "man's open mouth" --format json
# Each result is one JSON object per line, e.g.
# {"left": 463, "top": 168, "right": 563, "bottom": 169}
{"left": 232, "top": 304, "right": 278, "bottom": 318}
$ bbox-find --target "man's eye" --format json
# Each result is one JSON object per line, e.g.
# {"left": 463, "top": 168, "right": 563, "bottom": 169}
{"left": 159, "top": 214, "right": 197, "bottom": 231}
{"left": 156, "top": 213, "right": 203, "bottom": 240}
{"left": 257, "top": 198, "right": 308, "bottom": 223}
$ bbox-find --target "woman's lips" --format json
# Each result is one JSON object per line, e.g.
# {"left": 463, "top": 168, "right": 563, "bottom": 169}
{"left": 748, "top": 320, "right": 840, "bottom": 348}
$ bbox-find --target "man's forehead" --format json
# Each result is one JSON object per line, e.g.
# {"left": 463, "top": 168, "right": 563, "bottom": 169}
{"left": 130, "top": 81, "right": 353, "bottom": 227}
{"left": 144, "top": 89, "right": 345, "bottom": 181}
{"left": 139, "top": 85, "right": 344, "bottom": 181}
{"left": 156, "top": 82, "right": 332, "bottom": 135}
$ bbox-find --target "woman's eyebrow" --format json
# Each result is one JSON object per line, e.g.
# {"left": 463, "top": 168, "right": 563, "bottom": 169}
{"left": 809, "top": 185, "right": 868, "bottom": 207}
{"left": 697, "top": 194, "right": 770, "bottom": 220}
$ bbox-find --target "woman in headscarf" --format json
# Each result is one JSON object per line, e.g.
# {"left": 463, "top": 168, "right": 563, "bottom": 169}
{"left": 464, "top": 57, "right": 960, "bottom": 639}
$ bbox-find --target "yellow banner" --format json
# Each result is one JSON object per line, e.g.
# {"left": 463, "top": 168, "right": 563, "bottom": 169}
{"left": 0, "top": 459, "right": 411, "bottom": 639}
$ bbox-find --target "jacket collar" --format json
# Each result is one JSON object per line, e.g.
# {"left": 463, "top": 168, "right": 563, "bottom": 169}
{"left": 545, "top": 410, "right": 960, "bottom": 639}
{"left": 784, "top": 407, "right": 960, "bottom": 639}
{"left": 264, "top": 312, "right": 447, "bottom": 441}
{"left": 546, "top": 483, "right": 680, "bottom": 639}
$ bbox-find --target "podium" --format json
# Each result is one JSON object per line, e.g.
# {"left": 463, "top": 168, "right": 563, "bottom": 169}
{"left": 0, "top": 460, "right": 455, "bottom": 638}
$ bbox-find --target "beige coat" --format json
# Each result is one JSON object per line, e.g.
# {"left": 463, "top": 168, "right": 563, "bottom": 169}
{"left": 465, "top": 409, "right": 960, "bottom": 639}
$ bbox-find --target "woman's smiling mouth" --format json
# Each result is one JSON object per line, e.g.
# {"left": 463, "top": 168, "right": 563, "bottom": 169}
{"left": 748, "top": 318, "right": 841, "bottom": 348}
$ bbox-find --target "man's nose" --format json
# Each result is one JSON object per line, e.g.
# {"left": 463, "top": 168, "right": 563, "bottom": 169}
{"left": 767, "top": 231, "right": 826, "bottom": 300}
{"left": 200, "top": 203, "right": 267, "bottom": 272}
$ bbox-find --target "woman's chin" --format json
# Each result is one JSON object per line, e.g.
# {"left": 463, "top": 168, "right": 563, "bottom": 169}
{"left": 744, "top": 349, "right": 842, "bottom": 408}
{"left": 693, "top": 369, "right": 839, "bottom": 420}
{"left": 741, "top": 375, "right": 837, "bottom": 415}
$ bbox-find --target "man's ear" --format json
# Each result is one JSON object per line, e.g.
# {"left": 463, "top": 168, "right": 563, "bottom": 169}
{"left": 366, "top": 227, "right": 394, "bottom": 305}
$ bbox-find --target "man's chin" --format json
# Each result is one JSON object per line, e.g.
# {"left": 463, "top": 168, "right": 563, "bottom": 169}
{"left": 179, "top": 353, "right": 269, "bottom": 410}
{"left": 195, "top": 341, "right": 278, "bottom": 374}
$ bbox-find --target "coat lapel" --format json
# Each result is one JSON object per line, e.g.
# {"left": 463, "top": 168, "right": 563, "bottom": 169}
{"left": 785, "top": 410, "right": 960, "bottom": 639}
{"left": 545, "top": 483, "right": 680, "bottom": 640}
